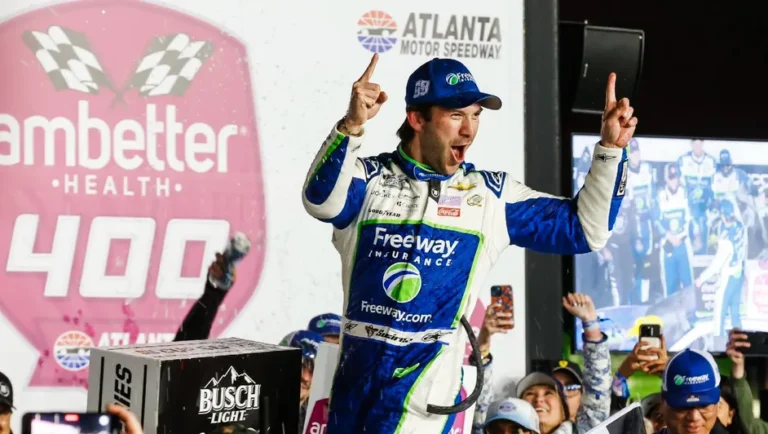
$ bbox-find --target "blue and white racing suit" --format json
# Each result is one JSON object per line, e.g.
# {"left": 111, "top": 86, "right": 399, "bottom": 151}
{"left": 698, "top": 219, "right": 746, "bottom": 336}
{"left": 626, "top": 161, "right": 654, "bottom": 304}
{"left": 712, "top": 168, "right": 750, "bottom": 223}
{"left": 678, "top": 152, "right": 716, "bottom": 254}
{"left": 302, "top": 122, "right": 627, "bottom": 433}
{"left": 654, "top": 187, "right": 694, "bottom": 298}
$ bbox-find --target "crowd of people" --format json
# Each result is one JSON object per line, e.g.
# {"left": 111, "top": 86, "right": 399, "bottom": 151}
{"left": 5, "top": 268, "right": 768, "bottom": 434}
{"left": 471, "top": 291, "right": 768, "bottom": 434}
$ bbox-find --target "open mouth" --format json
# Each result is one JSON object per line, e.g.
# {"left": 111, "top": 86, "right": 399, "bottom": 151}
{"left": 450, "top": 145, "right": 467, "bottom": 163}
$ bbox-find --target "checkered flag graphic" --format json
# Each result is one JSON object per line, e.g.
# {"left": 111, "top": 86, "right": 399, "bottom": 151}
{"left": 127, "top": 33, "right": 213, "bottom": 97}
{"left": 22, "top": 25, "right": 116, "bottom": 94}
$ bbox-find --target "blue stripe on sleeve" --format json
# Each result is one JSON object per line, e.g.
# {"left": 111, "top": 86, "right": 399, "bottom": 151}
{"left": 320, "top": 178, "right": 367, "bottom": 230}
{"left": 506, "top": 196, "right": 590, "bottom": 254}
{"left": 304, "top": 136, "right": 349, "bottom": 205}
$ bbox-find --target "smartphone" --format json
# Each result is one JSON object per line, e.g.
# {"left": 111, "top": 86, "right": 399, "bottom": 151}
{"left": 490, "top": 285, "right": 514, "bottom": 328}
{"left": 639, "top": 324, "right": 662, "bottom": 360}
{"left": 22, "top": 412, "right": 121, "bottom": 434}
{"left": 742, "top": 331, "right": 768, "bottom": 357}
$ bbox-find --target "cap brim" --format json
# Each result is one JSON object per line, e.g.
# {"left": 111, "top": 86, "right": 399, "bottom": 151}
{"left": 663, "top": 387, "right": 720, "bottom": 409}
{"left": 437, "top": 92, "right": 503, "bottom": 110}
{"left": 552, "top": 366, "right": 583, "bottom": 385}
{"left": 485, "top": 414, "right": 539, "bottom": 433}
{"left": 0, "top": 397, "right": 13, "bottom": 410}
{"left": 516, "top": 372, "right": 559, "bottom": 398}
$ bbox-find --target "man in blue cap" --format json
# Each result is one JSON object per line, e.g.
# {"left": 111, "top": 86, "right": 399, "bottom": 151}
{"left": 658, "top": 348, "right": 721, "bottom": 434}
{"left": 302, "top": 54, "right": 638, "bottom": 433}
{"left": 279, "top": 330, "right": 324, "bottom": 432}
{"left": 308, "top": 313, "right": 342, "bottom": 344}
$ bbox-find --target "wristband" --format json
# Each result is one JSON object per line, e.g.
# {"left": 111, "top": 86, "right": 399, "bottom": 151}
{"left": 612, "top": 373, "right": 630, "bottom": 397}
{"left": 582, "top": 319, "right": 599, "bottom": 331}
{"left": 338, "top": 117, "right": 363, "bottom": 137}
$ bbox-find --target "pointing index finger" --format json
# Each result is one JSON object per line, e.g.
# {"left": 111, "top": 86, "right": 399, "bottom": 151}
{"left": 359, "top": 53, "right": 379, "bottom": 82}
{"left": 605, "top": 72, "right": 617, "bottom": 107}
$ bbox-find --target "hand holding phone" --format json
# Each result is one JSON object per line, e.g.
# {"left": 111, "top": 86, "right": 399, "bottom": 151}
{"left": 490, "top": 285, "right": 514, "bottom": 329}
{"left": 740, "top": 331, "right": 768, "bottom": 357}
{"left": 23, "top": 412, "right": 121, "bottom": 434}
{"left": 639, "top": 324, "right": 662, "bottom": 360}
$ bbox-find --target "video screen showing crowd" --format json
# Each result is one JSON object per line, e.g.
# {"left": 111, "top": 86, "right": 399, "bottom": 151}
{"left": 573, "top": 135, "right": 768, "bottom": 353}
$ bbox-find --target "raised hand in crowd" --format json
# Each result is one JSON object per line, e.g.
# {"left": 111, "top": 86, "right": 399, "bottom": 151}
{"left": 638, "top": 334, "right": 668, "bottom": 377}
{"left": 726, "top": 328, "right": 750, "bottom": 380}
{"left": 209, "top": 252, "right": 237, "bottom": 287}
{"left": 617, "top": 340, "right": 661, "bottom": 379}
{"left": 563, "top": 293, "right": 601, "bottom": 341}
{"left": 106, "top": 403, "right": 144, "bottom": 434}
{"left": 478, "top": 303, "right": 514, "bottom": 360}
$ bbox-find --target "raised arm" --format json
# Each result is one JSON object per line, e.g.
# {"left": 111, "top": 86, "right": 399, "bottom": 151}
{"left": 493, "top": 74, "right": 636, "bottom": 254}
{"left": 302, "top": 53, "right": 388, "bottom": 229}
{"left": 302, "top": 124, "right": 368, "bottom": 229}
{"left": 496, "top": 144, "right": 627, "bottom": 254}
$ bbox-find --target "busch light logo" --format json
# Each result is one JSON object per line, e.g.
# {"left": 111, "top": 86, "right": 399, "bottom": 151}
{"left": 199, "top": 366, "right": 261, "bottom": 424}
{"left": 0, "top": 1, "right": 265, "bottom": 387}
{"left": 383, "top": 262, "right": 422, "bottom": 303}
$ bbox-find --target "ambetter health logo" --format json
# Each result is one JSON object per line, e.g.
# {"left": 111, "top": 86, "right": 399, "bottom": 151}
{"left": 0, "top": 0, "right": 265, "bottom": 387}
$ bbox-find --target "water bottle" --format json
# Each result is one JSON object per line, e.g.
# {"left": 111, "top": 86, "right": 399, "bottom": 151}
{"left": 208, "top": 231, "right": 251, "bottom": 290}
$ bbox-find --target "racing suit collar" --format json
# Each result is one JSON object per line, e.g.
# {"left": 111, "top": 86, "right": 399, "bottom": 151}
{"left": 394, "top": 145, "right": 465, "bottom": 182}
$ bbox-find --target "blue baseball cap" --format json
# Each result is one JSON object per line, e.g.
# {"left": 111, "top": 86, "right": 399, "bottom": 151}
{"left": 662, "top": 349, "right": 721, "bottom": 409}
{"left": 279, "top": 330, "right": 323, "bottom": 360}
{"left": 308, "top": 313, "right": 342, "bottom": 336}
{"left": 719, "top": 149, "right": 732, "bottom": 166}
{"left": 485, "top": 398, "right": 540, "bottom": 433}
{"left": 665, "top": 162, "right": 680, "bottom": 180}
{"left": 405, "top": 58, "right": 502, "bottom": 110}
{"left": 719, "top": 199, "right": 735, "bottom": 217}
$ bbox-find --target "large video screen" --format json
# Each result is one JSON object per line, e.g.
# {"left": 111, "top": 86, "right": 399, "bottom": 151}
{"left": 572, "top": 134, "right": 768, "bottom": 353}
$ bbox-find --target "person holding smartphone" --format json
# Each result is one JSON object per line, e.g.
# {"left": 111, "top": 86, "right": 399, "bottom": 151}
{"left": 472, "top": 301, "right": 515, "bottom": 434}
{"left": 105, "top": 404, "right": 144, "bottom": 434}
{"left": 726, "top": 329, "right": 768, "bottom": 433}
{"left": 610, "top": 336, "right": 668, "bottom": 415}
{"left": 476, "top": 294, "right": 612, "bottom": 434}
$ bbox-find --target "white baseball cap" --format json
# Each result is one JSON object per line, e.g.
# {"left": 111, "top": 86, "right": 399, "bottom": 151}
{"left": 484, "top": 398, "right": 540, "bottom": 433}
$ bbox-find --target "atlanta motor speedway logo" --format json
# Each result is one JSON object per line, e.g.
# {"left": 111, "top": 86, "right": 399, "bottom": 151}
{"left": 0, "top": 0, "right": 265, "bottom": 387}
{"left": 356, "top": 10, "right": 503, "bottom": 59}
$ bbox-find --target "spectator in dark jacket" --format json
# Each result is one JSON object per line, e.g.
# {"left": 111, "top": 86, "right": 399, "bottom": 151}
{"left": 0, "top": 371, "right": 12, "bottom": 434}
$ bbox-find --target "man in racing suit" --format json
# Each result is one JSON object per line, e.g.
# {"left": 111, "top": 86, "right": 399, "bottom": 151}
{"left": 654, "top": 163, "right": 695, "bottom": 298}
{"left": 695, "top": 199, "right": 746, "bottom": 338}
{"left": 712, "top": 149, "right": 750, "bottom": 224}
{"left": 625, "top": 139, "right": 654, "bottom": 304}
{"left": 301, "top": 54, "right": 638, "bottom": 433}
{"left": 677, "top": 139, "right": 717, "bottom": 255}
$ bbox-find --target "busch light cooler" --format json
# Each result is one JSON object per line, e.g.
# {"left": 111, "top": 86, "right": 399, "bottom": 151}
{"left": 87, "top": 337, "right": 301, "bottom": 434}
